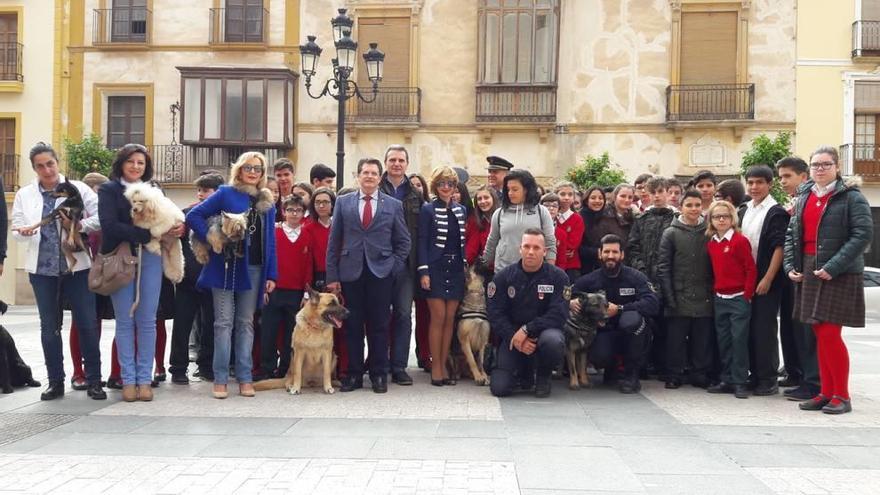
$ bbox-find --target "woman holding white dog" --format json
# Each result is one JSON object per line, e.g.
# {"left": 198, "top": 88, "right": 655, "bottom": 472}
{"left": 98, "top": 144, "right": 184, "bottom": 402}
{"left": 186, "top": 152, "right": 277, "bottom": 399}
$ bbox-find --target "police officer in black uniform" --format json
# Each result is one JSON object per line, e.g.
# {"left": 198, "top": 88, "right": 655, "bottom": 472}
{"left": 571, "top": 234, "right": 660, "bottom": 394}
{"left": 486, "top": 155, "right": 513, "bottom": 193}
{"left": 488, "top": 227, "right": 568, "bottom": 398}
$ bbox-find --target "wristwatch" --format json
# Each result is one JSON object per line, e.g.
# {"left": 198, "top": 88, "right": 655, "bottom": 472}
{"left": 618, "top": 304, "right": 625, "bottom": 313}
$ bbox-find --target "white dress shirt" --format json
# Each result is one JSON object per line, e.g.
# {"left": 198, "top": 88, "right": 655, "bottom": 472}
{"left": 740, "top": 195, "right": 777, "bottom": 261}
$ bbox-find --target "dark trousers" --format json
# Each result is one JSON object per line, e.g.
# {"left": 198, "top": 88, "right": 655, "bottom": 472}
{"left": 490, "top": 328, "right": 565, "bottom": 397}
{"left": 649, "top": 317, "right": 668, "bottom": 376}
{"left": 389, "top": 269, "right": 415, "bottom": 373}
{"left": 589, "top": 312, "right": 650, "bottom": 377}
{"left": 30, "top": 271, "right": 102, "bottom": 384}
{"left": 715, "top": 296, "right": 750, "bottom": 385}
{"left": 666, "top": 316, "right": 715, "bottom": 381}
{"left": 780, "top": 280, "right": 819, "bottom": 387}
{"left": 748, "top": 288, "right": 782, "bottom": 386}
{"left": 343, "top": 267, "right": 393, "bottom": 379}
{"left": 169, "top": 284, "right": 212, "bottom": 375}
{"left": 195, "top": 294, "right": 215, "bottom": 373}
{"left": 260, "top": 289, "right": 304, "bottom": 374}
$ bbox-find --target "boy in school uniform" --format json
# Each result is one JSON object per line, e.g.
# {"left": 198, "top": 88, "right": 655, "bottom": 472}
{"left": 553, "top": 181, "right": 585, "bottom": 282}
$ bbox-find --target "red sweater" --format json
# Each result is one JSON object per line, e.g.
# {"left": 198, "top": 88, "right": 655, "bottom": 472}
{"left": 465, "top": 215, "right": 490, "bottom": 265}
{"left": 275, "top": 225, "right": 313, "bottom": 290}
{"left": 303, "top": 219, "right": 330, "bottom": 272}
{"left": 554, "top": 221, "right": 568, "bottom": 269}
{"left": 802, "top": 191, "right": 829, "bottom": 256}
{"left": 557, "top": 211, "right": 585, "bottom": 270}
{"left": 707, "top": 231, "right": 757, "bottom": 301}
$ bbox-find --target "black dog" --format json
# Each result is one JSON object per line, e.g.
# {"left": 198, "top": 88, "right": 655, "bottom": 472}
{"left": 0, "top": 301, "right": 41, "bottom": 394}
{"left": 20, "top": 179, "right": 87, "bottom": 270}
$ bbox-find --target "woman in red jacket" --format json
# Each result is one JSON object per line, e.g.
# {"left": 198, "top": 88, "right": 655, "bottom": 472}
{"left": 465, "top": 185, "right": 499, "bottom": 267}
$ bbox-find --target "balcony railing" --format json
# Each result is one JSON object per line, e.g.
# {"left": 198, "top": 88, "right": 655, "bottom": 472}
{"left": 0, "top": 154, "right": 18, "bottom": 191}
{"left": 666, "top": 84, "right": 755, "bottom": 122}
{"left": 853, "top": 21, "right": 880, "bottom": 57}
{"left": 209, "top": 8, "right": 269, "bottom": 44}
{"left": 346, "top": 87, "right": 421, "bottom": 124}
{"left": 840, "top": 143, "right": 880, "bottom": 179}
{"left": 92, "top": 7, "right": 151, "bottom": 44}
{"left": 149, "top": 144, "right": 284, "bottom": 184}
{"left": 475, "top": 84, "right": 557, "bottom": 123}
{"left": 0, "top": 42, "right": 22, "bottom": 82}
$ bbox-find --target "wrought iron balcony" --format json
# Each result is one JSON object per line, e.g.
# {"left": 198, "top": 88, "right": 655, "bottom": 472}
{"left": 149, "top": 144, "right": 284, "bottom": 184}
{"left": 209, "top": 7, "right": 269, "bottom": 44}
{"left": 345, "top": 87, "right": 421, "bottom": 124}
{"left": 852, "top": 21, "right": 880, "bottom": 58}
{"left": 0, "top": 154, "right": 18, "bottom": 191}
{"left": 0, "top": 42, "right": 22, "bottom": 82}
{"left": 93, "top": 7, "right": 151, "bottom": 44}
{"left": 666, "top": 84, "right": 755, "bottom": 122}
{"left": 839, "top": 143, "right": 880, "bottom": 179}
{"left": 475, "top": 84, "right": 557, "bottom": 123}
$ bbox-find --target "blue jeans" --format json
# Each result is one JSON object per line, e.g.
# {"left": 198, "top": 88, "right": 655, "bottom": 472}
{"left": 212, "top": 265, "right": 261, "bottom": 385}
{"left": 30, "top": 270, "right": 102, "bottom": 384}
{"left": 389, "top": 269, "right": 415, "bottom": 373}
{"left": 110, "top": 250, "right": 163, "bottom": 385}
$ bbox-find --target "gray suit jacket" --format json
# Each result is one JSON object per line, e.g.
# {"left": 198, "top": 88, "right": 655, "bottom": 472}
{"left": 326, "top": 190, "right": 411, "bottom": 283}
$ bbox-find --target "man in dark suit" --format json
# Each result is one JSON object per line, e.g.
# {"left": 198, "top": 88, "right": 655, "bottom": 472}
{"left": 326, "top": 158, "right": 411, "bottom": 393}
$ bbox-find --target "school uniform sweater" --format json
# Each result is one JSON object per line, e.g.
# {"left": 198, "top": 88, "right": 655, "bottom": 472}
{"left": 557, "top": 210, "right": 585, "bottom": 270}
{"left": 464, "top": 215, "right": 490, "bottom": 266}
{"left": 802, "top": 191, "right": 829, "bottom": 256}
{"left": 553, "top": 220, "right": 568, "bottom": 269}
{"left": 274, "top": 224, "right": 313, "bottom": 290}
{"left": 707, "top": 230, "right": 757, "bottom": 301}
{"left": 302, "top": 219, "right": 330, "bottom": 272}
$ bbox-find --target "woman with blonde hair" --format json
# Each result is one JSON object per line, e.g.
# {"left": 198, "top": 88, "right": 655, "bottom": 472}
{"left": 186, "top": 152, "right": 278, "bottom": 399}
{"left": 417, "top": 166, "right": 467, "bottom": 385}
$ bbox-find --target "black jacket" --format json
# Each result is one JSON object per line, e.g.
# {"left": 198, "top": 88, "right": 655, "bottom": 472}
{"left": 380, "top": 174, "right": 423, "bottom": 273}
{"left": 487, "top": 261, "right": 570, "bottom": 342}
{"left": 97, "top": 180, "right": 151, "bottom": 255}
{"left": 656, "top": 217, "right": 714, "bottom": 318}
{"left": 572, "top": 266, "right": 661, "bottom": 325}
{"left": 180, "top": 204, "right": 203, "bottom": 288}
{"left": 738, "top": 201, "right": 789, "bottom": 292}
{"left": 0, "top": 177, "right": 7, "bottom": 262}
{"left": 628, "top": 206, "right": 676, "bottom": 283}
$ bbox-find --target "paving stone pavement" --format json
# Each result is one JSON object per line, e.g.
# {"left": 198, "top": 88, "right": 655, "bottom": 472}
{"left": 0, "top": 306, "right": 879, "bottom": 494}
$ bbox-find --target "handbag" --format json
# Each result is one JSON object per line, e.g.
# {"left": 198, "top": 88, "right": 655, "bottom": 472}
{"left": 88, "top": 241, "right": 139, "bottom": 296}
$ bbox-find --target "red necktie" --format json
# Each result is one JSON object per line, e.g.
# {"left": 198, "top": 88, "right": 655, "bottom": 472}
{"left": 362, "top": 194, "right": 373, "bottom": 228}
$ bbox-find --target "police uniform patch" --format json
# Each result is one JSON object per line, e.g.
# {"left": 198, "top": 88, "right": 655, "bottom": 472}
{"left": 487, "top": 282, "right": 496, "bottom": 298}
{"left": 508, "top": 286, "right": 516, "bottom": 298}
{"left": 620, "top": 287, "right": 636, "bottom": 296}
{"left": 537, "top": 285, "right": 554, "bottom": 293}
{"left": 563, "top": 286, "right": 572, "bottom": 300}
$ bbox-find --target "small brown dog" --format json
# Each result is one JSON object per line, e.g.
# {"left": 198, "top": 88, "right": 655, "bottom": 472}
{"left": 190, "top": 212, "right": 247, "bottom": 264}
{"left": 254, "top": 287, "right": 349, "bottom": 395}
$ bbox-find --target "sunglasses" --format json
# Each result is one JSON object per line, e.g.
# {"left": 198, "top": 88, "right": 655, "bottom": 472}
{"left": 242, "top": 165, "right": 264, "bottom": 173}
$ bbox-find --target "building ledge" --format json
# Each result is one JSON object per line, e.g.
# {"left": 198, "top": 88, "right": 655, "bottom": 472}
{"left": 0, "top": 81, "right": 23, "bottom": 92}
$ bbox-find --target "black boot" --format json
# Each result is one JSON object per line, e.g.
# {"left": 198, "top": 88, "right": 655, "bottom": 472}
{"left": 40, "top": 381, "right": 65, "bottom": 401}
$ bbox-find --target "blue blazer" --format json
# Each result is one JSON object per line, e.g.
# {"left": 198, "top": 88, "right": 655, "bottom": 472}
{"left": 416, "top": 199, "right": 467, "bottom": 277}
{"left": 185, "top": 185, "right": 277, "bottom": 306}
{"left": 326, "top": 190, "right": 411, "bottom": 283}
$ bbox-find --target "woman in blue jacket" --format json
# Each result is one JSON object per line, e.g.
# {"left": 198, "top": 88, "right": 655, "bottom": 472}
{"left": 186, "top": 152, "right": 277, "bottom": 399}
{"left": 417, "top": 166, "right": 467, "bottom": 386}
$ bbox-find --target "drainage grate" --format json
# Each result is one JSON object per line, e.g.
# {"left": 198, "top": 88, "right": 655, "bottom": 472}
{"left": 0, "top": 413, "right": 78, "bottom": 446}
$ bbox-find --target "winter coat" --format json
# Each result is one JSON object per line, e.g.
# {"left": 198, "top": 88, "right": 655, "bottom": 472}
{"left": 656, "top": 216, "right": 714, "bottom": 318}
{"left": 628, "top": 206, "right": 676, "bottom": 283}
{"left": 380, "top": 174, "right": 423, "bottom": 274}
{"left": 483, "top": 203, "right": 557, "bottom": 273}
{"left": 587, "top": 206, "right": 634, "bottom": 259}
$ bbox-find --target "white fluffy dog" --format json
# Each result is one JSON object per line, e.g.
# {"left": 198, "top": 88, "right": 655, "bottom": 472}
{"left": 124, "top": 183, "right": 185, "bottom": 283}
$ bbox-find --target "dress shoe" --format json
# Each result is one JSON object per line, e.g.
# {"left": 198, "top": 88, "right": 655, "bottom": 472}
{"left": 137, "top": 385, "right": 153, "bottom": 401}
{"left": 707, "top": 382, "right": 735, "bottom": 394}
{"left": 153, "top": 370, "right": 166, "bottom": 382}
{"left": 784, "top": 385, "right": 818, "bottom": 401}
{"left": 212, "top": 384, "right": 228, "bottom": 399}
{"left": 391, "top": 371, "right": 413, "bottom": 386}
{"left": 70, "top": 376, "right": 88, "bottom": 391}
{"left": 86, "top": 383, "right": 107, "bottom": 400}
{"left": 106, "top": 377, "right": 123, "bottom": 390}
{"left": 619, "top": 377, "right": 641, "bottom": 394}
{"left": 734, "top": 385, "right": 750, "bottom": 399}
{"left": 40, "top": 381, "right": 64, "bottom": 401}
{"left": 534, "top": 375, "right": 552, "bottom": 398}
{"left": 339, "top": 376, "right": 363, "bottom": 392}
{"left": 778, "top": 375, "right": 800, "bottom": 388}
{"left": 430, "top": 379, "right": 444, "bottom": 387}
{"left": 822, "top": 396, "right": 852, "bottom": 415}
{"left": 239, "top": 383, "right": 255, "bottom": 397}
{"left": 442, "top": 378, "right": 457, "bottom": 386}
{"left": 753, "top": 383, "right": 779, "bottom": 396}
{"left": 665, "top": 378, "right": 682, "bottom": 389}
{"left": 171, "top": 373, "right": 189, "bottom": 385}
{"left": 122, "top": 385, "right": 137, "bottom": 402}
{"left": 799, "top": 394, "right": 831, "bottom": 411}
{"left": 371, "top": 375, "right": 387, "bottom": 394}
{"left": 689, "top": 375, "right": 710, "bottom": 389}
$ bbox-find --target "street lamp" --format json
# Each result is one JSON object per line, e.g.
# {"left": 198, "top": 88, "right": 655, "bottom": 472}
{"left": 300, "top": 8, "right": 385, "bottom": 188}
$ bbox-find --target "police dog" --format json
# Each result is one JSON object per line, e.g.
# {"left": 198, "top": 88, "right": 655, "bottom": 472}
{"left": 0, "top": 301, "right": 41, "bottom": 394}
{"left": 565, "top": 291, "right": 609, "bottom": 390}
{"left": 190, "top": 212, "right": 247, "bottom": 264}
{"left": 448, "top": 265, "right": 491, "bottom": 385}
{"left": 254, "top": 287, "right": 349, "bottom": 395}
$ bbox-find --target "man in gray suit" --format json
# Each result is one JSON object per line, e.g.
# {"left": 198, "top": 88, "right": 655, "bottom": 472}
{"left": 326, "top": 158, "right": 411, "bottom": 393}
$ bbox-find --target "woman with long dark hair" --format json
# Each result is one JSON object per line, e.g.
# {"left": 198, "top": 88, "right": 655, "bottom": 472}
{"left": 585, "top": 184, "right": 636, "bottom": 261}
{"left": 784, "top": 146, "right": 873, "bottom": 414}
{"left": 465, "top": 185, "right": 500, "bottom": 266}
{"left": 578, "top": 185, "right": 607, "bottom": 273}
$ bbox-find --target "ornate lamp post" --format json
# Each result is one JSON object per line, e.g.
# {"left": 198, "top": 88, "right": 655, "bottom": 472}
{"left": 300, "top": 8, "right": 385, "bottom": 188}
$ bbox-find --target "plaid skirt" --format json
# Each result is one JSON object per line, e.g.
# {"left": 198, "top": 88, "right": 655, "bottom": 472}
{"left": 793, "top": 255, "right": 866, "bottom": 328}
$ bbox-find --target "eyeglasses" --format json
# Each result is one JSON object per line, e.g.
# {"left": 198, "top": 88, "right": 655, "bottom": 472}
{"left": 543, "top": 204, "right": 559, "bottom": 209}
{"left": 285, "top": 208, "right": 304, "bottom": 213}
{"left": 436, "top": 180, "right": 457, "bottom": 189}
{"left": 314, "top": 200, "right": 332, "bottom": 206}
{"left": 711, "top": 214, "right": 732, "bottom": 220}
{"left": 242, "top": 165, "right": 264, "bottom": 173}
{"left": 810, "top": 161, "right": 835, "bottom": 170}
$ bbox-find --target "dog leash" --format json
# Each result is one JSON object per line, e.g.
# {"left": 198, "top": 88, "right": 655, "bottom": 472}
{"left": 130, "top": 245, "right": 142, "bottom": 317}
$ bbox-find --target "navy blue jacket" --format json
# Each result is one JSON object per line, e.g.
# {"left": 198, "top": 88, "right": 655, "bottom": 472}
{"left": 487, "top": 261, "right": 570, "bottom": 341}
{"left": 416, "top": 199, "right": 466, "bottom": 277}
{"left": 572, "top": 266, "right": 660, "bottom": 327}
{"left": 98, "top": 180, "right": 152, "bottom": 255}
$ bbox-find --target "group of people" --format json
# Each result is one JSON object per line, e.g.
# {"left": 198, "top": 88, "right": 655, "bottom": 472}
{"left": 8, "top": 140, "right": 872, "bottom": 415}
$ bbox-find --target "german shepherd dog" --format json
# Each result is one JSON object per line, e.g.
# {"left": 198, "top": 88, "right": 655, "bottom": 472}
{"left": 0, "top": 301, "right": 42, "bottom": 394}
{"left": 565, "top": 291, "right": 609, "bottom": 390}
{"left": 447, "top": 265, "right": 491, "bottom": 385}
{"left": 254, "top": 287, "right": 349, "bottom": 395}
{"left": 22, "top": 179, "right": 87, "bottom": 271}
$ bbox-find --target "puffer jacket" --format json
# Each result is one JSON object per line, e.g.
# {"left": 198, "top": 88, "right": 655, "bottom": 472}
{"left": 656, "top": 216, "right": 714, "bottom": 318}
{"left": 783, "top": 177, "right": 873, "bottom": 278}
{"left": 628, "top": 206, "right": 676, "bottom": 282}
